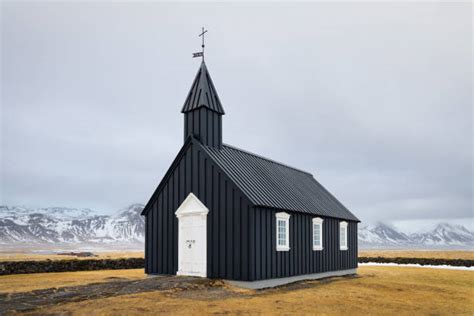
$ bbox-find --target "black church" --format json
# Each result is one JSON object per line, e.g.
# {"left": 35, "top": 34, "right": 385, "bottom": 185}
{"left": 142, "top": 53, "right": 359, "bottom": 288}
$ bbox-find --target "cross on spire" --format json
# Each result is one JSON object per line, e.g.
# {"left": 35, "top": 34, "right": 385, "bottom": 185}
{"left": 193, "top": 27, "right": 208, "bottom": 61}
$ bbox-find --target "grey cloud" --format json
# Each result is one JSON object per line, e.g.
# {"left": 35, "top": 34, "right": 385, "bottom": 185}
{"left": 1, "top": 2, "right": 472, "bottom": 223}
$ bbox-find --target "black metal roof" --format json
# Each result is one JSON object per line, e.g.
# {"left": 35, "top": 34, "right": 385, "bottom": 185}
{"left": 181, "top": 61, "right": 225, "bottom": 114}
{"left": 200, "top": 142, "right": 359, "bottom": 222}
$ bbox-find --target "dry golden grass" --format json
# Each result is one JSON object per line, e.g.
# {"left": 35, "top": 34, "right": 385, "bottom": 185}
{"left": 0, "top": 269, "right": 146, "bottom": 294}
{"left": 0, "top": 251, "right": 144, "bottom": 262}
{"left": 22, "top": 266, "right": 474, "bottom": 315}
{"left": 2, "top": 250, "right": 471, "bottom": 261}
{"left": 359, "top": 249, "right": 474, "bottom": 260}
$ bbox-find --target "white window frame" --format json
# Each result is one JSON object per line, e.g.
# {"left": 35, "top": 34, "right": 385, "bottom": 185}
{"left": 312, "top": 217, "right": 324, "bottom": 251}
{"left": 340, "top": 221, "right": 348, "bottom": 250}
{"left": 276, "top": 212, "right": 290, "bottom": 251}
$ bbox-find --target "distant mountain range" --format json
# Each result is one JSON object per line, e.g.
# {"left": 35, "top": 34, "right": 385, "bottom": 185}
{"left": 0, "top": 204, "right": 145, "bottom": 246}
{"left": 1, "top": 205, "right": 473, "bottom": 249}
{"left": 359, "top": 222, "right": 474, "bottom": 249}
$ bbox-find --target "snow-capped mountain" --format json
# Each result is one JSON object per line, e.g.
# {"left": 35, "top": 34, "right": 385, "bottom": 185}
{"left": 0, "top": 204, "right": 145, "bottom": 245}
{"left": 358, "top": 222, "right": 411, "bottom": 246}
{"left": 410, "top": 223, "right": 474, "bottom": 246}
{"left": 359, "top": 222, "right": 474, "bottom": 249}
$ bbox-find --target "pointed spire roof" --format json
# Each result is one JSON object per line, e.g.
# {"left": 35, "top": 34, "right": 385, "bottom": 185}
{"left": 181, "top": 61, "right": 225, "bottom": 114}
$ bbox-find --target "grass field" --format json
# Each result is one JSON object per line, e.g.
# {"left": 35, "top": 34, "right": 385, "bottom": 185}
{"left": 0, "top": 269, "right": 146, "bottom": 293}
{"left": 2, "top": 266, "right": 473, "bottom": 315}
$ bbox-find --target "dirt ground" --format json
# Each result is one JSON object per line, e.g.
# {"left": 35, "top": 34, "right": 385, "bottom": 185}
{"left": 359, "top": 250, "right": 474, "bottom": 260}
{"left": 1, "top": 266, "right": 473, "bottom": 315}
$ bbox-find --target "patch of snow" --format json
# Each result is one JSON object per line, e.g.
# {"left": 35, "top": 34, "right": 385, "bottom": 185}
{"left": 359, "top": 262, "right": 474, "bottom": 271}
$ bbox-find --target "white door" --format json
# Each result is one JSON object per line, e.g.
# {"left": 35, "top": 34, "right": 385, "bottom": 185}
{"left": 175, "top": 193, "right": 208, "bottom": 277}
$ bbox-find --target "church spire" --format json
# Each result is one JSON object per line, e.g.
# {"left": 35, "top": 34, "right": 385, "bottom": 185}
{"left": 181, "top": 61, "right": 225, "bottom": 114}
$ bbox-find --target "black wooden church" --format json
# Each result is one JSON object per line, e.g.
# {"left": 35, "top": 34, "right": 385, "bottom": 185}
{"left": 142, "top": 49, "right": 359, "bottom": 288}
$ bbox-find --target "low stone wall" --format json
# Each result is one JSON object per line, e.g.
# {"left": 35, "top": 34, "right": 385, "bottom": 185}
{"left": 0, "top": 258, "right": 145, "bottom": 276}
{"left": 1, "top": 256, "right": 471, "bottom": 276}
{"left": 358, "top": 256, "right": 473, "bottom": 267}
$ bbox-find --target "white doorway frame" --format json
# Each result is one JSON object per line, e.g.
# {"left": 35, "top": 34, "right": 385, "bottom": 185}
{"left": 175, "top": 193, "right": 209, "bottom": 277}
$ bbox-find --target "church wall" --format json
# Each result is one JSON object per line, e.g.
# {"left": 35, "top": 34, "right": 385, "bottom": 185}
{"left": 145, "top": 140, "right": 254, "bottom": 281}
{"left": 249, "top": 207, "right": 358, "bottom": 281}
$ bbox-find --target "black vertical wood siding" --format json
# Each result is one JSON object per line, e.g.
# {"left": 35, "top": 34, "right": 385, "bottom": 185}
{"left": 184, "top": 108, "right": 222, "bottom": 148}
{"left": 144, "top": 141, "right": 253, "bottom": 280}
{"left": 249, "top": 207, "right": 358, "bottom": 281}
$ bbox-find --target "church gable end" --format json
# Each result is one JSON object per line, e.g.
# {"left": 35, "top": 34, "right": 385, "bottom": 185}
{"left": 143, "top": 136, "right": 255, "bottom": 280}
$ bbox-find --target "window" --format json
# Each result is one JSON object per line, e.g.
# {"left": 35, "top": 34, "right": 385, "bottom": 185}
{"left": 276, "top": 212, "right": 290, "bottom": 251}
{"left": 340, "top": 221, "right": 348, "bottom": 250}
{"left": 312, "top": 217, "right": 323, "bottom": 251}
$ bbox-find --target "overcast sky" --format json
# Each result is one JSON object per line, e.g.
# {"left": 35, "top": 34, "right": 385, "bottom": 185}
{"left": 1, "top": 2, "right": 472, "bottom": 231}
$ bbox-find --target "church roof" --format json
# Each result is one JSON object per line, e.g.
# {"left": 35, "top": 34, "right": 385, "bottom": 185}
{"left": 181, "top": 61, "right": 225, "bottom": 114}
{"left": 200, "top": 142, "right": 359, "bottom": 222}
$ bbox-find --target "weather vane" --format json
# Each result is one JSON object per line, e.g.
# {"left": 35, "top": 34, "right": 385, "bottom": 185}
{"left": 192, "top": 27, "right": 207, "bottom": 60}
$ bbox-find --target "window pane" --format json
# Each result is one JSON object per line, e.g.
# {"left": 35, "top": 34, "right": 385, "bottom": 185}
{"left": 277, "top": 219, "right": 287, "bottom": 246}
{"left": 313, "top": 223, "right": 321, "bottom": 247}
{"left": 313, "top": 225, "right": 316, "bottom": 245}
{"left": 340, "top": 226, "right": 346, "bottom": 247}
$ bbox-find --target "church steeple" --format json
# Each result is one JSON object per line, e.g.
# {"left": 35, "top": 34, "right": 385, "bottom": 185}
{"left": 181, "top": 61, "right": 225, "bottom": 114}
{"left": 182, "top": 61, "right": 225, "bottom": 148}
